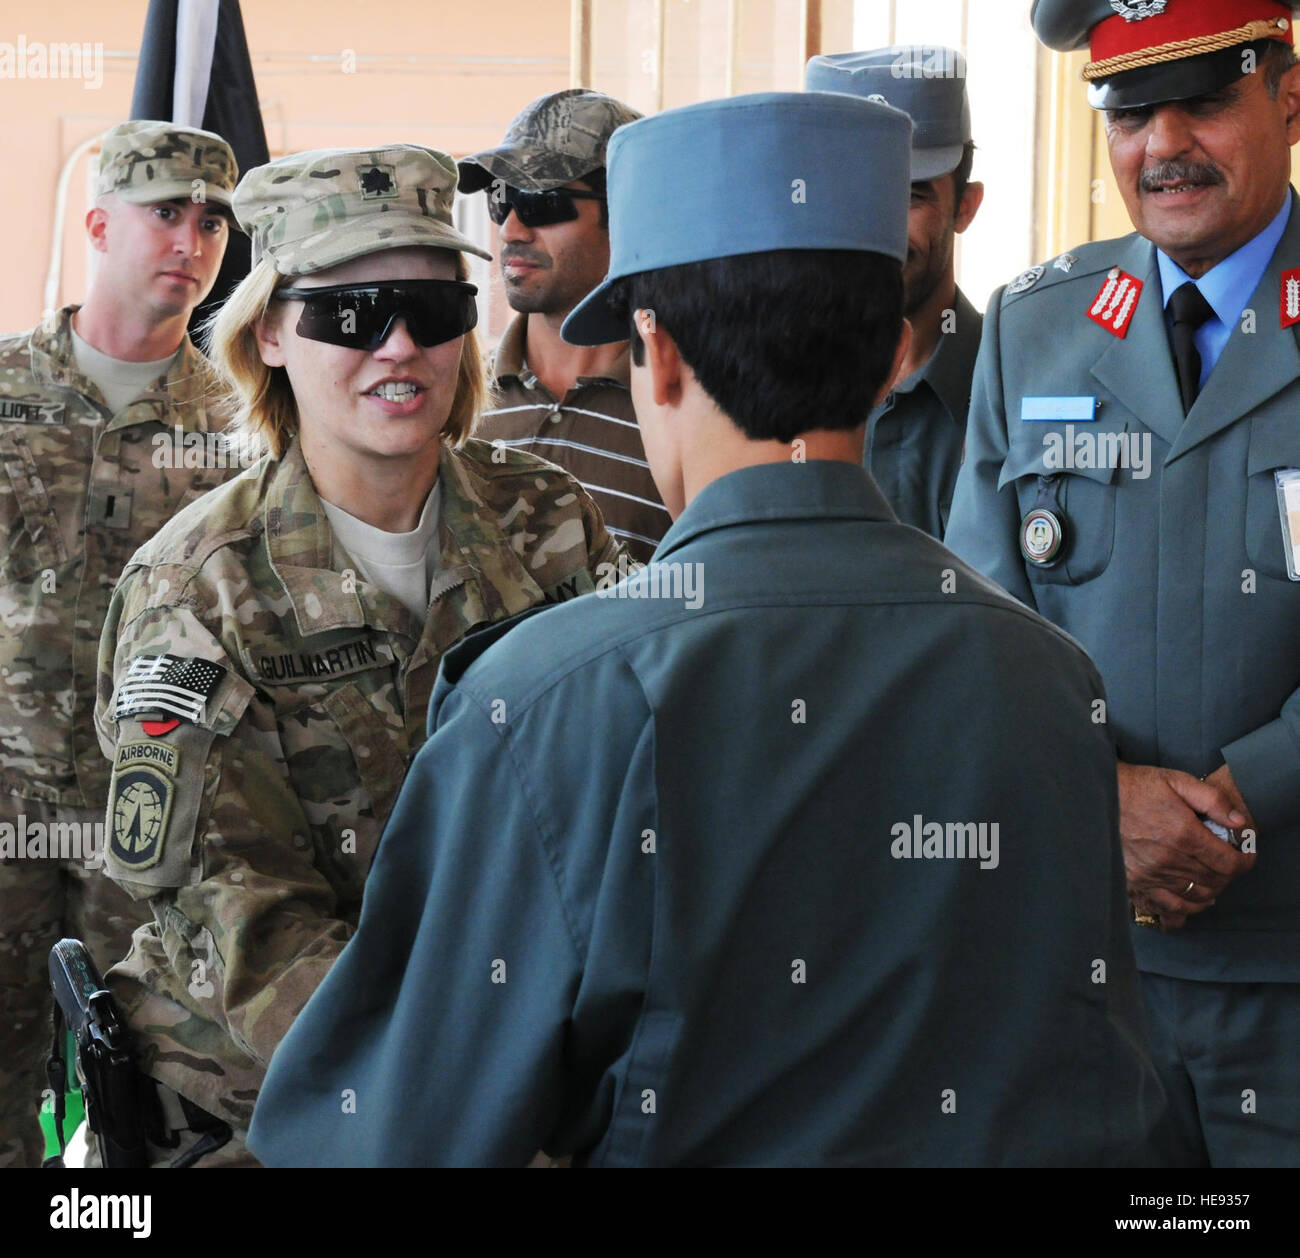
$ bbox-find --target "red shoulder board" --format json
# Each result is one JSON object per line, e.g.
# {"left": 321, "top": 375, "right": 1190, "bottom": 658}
{"left": 1087, "top": 268, "right": 1143, "bottom": 339}
{"left": 1282, "top": 268, "right": 1300, "bottom": 329}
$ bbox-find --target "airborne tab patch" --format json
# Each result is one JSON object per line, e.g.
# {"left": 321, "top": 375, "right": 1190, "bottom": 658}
{"left": 116, "top": 739, "right": 180, "bottom": 777}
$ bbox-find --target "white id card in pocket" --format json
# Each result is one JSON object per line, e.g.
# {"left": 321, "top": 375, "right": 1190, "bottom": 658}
{"left": 1275, "top": 469, "right": 1300, "bottom": 581}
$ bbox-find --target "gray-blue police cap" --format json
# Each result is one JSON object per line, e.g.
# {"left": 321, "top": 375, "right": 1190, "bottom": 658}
{"left": 562, "top": 91, "right": 912, "bottom": 347}
{"left": 805, "top": 46, "right": 970, "bottom": 181}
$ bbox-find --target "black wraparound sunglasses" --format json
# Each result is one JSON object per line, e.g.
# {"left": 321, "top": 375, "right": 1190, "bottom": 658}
{"left": 271, "top": 280, "right": 478, "bottom": 350}
{"left": 486, "top": 185, "right": 604, "bottom": 228}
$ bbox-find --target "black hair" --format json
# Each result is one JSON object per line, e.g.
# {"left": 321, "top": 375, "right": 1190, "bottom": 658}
{"left": 621, "top": 249, "right": 903, "bottom": 444}
{"left": 1260, "top": 38, "right": 1300, "bottom": 97}
{"left": 575, "top": 168, "right": 608, "bottom": 229}
{"left": 950, "top": 142, "right": 977, "bottom": 217}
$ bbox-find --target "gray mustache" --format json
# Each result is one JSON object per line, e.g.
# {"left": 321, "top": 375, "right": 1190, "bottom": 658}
{"left": 1140, "top": 162, "right": 1225, "bottom": 192}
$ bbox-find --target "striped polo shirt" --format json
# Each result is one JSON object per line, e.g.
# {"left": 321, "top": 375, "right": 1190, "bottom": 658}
{"left": 477, "top": 313, "right": 669, "bottom": 563}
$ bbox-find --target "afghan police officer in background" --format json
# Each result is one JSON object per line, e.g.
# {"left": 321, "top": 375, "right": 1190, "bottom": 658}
{"left": 947, "top": 0, "right": 1300, "bottom": 1166}
{"left": 0, "top": 122, "right": 240, "bottom": 1167}
{"left": 460, "top": 90, "right": 670, "bottom": 563}
{"left": 249, "top": 92, "right": 1162, "bottom": 1168}
{"left": 806, "top": 46, "right": 985, "bottom": 538}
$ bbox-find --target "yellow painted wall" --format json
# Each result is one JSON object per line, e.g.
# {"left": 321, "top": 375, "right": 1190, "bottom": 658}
{"left": 0, "top": 0, "right": 860, "bottom": 334}
{"left": 10, "top": 2, "right": 1280, "bottom": 337}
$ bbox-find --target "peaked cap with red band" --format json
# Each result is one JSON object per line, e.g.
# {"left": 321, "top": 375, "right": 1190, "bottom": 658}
{"left": 1032, "top": 0, "right": 1297, "bottom": 110}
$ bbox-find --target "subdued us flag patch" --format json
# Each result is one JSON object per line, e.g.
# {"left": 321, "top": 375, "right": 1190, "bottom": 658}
{"left": 113, "top": 654, "right": 226, "bottom": 723}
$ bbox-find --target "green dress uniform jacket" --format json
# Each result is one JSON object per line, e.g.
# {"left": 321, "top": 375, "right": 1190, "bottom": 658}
{"left": 945, "top": 197, "right": 1300, "bottom": 981}
{"left": 249, "top": 459, "right": 1163, "bottom": 1168}
{"left": 92, "top": 435, "right": 623, "bottom": 1151}
{"left": 865, "top": 286, "right": 982, "bottom": 538}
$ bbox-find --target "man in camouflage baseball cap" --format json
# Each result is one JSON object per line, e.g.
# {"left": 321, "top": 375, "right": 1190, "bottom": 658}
{"left": 0, "top": 117, "right": 242, "bottom": 1167}
{"left": 234, "top": 144, "right": 491, "bottom": 275}
{"left": 458, "top": 87, "right": 640, "bottom": 193}
{"left": 459, "top": 89, "right": 668, "bottom": 565}
{"left": 95, "top": 119, "right": 239, "bottom": 211}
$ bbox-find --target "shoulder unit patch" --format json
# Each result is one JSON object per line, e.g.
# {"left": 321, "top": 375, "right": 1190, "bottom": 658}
{"left": 108, "top": 765, "right": 173, "bottom": 872}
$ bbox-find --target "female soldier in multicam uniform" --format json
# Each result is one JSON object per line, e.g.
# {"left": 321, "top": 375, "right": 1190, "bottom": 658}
{"left": 91, "top": 144, "right": 625, "bottom": 1166}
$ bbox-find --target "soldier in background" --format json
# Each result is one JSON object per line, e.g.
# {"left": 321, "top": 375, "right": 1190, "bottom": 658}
{"left": 92, "top": 144, "right": 625, "bottom": 1165}
{"left": 461, "top": 89, "right": 670, "bottom": 563}
{"left": 0, "top": 121, "right": 241, "bottom": 1167}
{"left": 806, "top": 47, "right": 985, "bottom": 539}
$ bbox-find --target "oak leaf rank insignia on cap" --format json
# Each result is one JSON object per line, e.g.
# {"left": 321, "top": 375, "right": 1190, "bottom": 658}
{"left": 358, "top": 164, "right": 397, "bottom": 199}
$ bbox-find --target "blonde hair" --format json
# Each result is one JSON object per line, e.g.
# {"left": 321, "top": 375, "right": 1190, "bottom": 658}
{"left": 206, "top": 251, "right": 486, "bottom": 459}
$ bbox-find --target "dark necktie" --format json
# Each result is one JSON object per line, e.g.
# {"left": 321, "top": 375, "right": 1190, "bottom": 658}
{"left": 1169, "top": 281, "right": 1215, "bottom": 413}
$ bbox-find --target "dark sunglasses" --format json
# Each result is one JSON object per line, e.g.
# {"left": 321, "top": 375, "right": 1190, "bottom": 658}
{"left": 487, "top": 186, "right": 604, "bottom": 228}
{"left": 271, "top": 280, "right": 478, "bottom": 350}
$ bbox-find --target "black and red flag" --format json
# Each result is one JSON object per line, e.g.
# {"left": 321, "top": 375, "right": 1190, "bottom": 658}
{"left": 130, "top": 0, "right": 269, "bottom": 338}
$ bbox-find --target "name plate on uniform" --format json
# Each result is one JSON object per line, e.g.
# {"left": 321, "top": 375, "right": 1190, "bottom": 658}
{"left": 1275, "top": 469, "right": 1300, "bottom": 581}
{"left": 1020, "top": 396, "right": 1097, "bottom": 422}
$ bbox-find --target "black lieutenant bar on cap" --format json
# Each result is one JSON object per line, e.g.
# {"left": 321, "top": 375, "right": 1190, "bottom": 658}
{"left": 1032, "top": 0, "right": 1296, "bottom": 109}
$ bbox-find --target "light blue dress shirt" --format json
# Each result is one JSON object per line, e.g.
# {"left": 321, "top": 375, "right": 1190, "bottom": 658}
{"left": 1158, "top": 196, "right": 1292, "bottom": 388}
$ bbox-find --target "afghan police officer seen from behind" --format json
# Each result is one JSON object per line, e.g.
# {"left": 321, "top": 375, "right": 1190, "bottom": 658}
{"left": 91, "top": 144, "right": 626, "bottom": 1166}
{"left": 0, "top": 121, "right": 242, "bottom": 1168}
{"left": 461, "top": 90, "right": 670, "bottom": 563}
{"left": 249, "top": 92, "right": 1163, "bottom": 1168}
{"left": 947, "top": 0, "right": 1300, "bottom": 1167}
{"left": 806, "top": 47, "right": 985, "bottom": 539}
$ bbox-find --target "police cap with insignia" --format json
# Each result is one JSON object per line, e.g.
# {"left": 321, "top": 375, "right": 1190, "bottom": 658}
{"left": 562, "top": 92, "right": 911, "bottom": 346}
{"left": 458, "top": 89, "right": 643, "bottom": 194}
{"left": 1033, "top": 0, "right": 1297, "bottom": 109}
{"left": 804, "top": 46, "right": 972, "bottom": 181}
{"left": 96, "top": 120, "right": 239, "bottom": 211}
{"left": 233, "top": 145, "right": 492, "bottom": 277}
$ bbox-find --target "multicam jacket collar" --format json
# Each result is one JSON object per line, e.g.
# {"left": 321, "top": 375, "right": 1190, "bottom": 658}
{"left": 264, "top": 436, "right": 550, "bottom": 642}
{"left": 28, "top": 304, "right": 217, "bottom": 433}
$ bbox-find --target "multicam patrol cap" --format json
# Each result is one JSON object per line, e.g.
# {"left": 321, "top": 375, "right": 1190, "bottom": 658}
{"left": 457, "top": 88, "right": 643, "bottom": 194}
{"left": 95, "top": 120, "right": 239, "bottom": 208}
{"left": 1032, "top": 0, "right": 1298, "bottom": 109}
{"left": 806, "top": 47, "right": 972, "bottom": 182}
{"left": 233, "top": 145, "right": 492, "bottom": 275}
{"left": 562, "top": 91, "right": 912, "bottom": 346}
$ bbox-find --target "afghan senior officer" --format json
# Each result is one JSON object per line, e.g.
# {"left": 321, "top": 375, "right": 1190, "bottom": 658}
{"left": 946, "top": 0, "right": 1300, "bottom": 1166}
{"left": 249, "top": 92, "right": 1164, "bottom": 1168}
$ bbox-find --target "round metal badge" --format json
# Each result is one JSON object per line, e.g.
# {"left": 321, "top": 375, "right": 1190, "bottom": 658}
{"left": 1006, "top": 265, "right": 1045, "bottom": 296}
{"left": 1020, "top": 508, "right": 1066, "bottom": 567}
{"left": 1109, "top": 0, "right": 1167, "bottom": 21}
